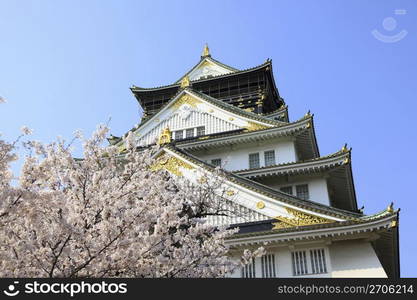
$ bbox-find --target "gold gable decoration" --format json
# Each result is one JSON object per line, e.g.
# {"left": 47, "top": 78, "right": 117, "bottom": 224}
{"left": 172, "top": 94, "right": 202, "bottom": 110}
{"left": 244, "top": 121, "right": 269, "bottom": 132}
{"left": 150, "top": 154, "right": 194, "bottom": 176}
{"left": 180, "top": 76, "right": 190, "bottom": 89}
{"left": 272, "top": 207, "right": 334, "bottom": 230}
{"left": 157, "top": 127, "right": 172, "bottom": 145}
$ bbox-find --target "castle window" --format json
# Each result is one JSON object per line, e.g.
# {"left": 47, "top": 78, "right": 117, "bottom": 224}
{"left": 196, "top": 126, "right": 205, "bottom": 136}
{"left": 310, "top": 248, "right": 327, "bottom": 274}
{"left": 264, "top": 150, "right": 276, "bottom": 167}
{"left": 211, "top": 158, "right": 222, "bottom": 167}
{"left": 261, "top": 254, "right": 276, "bottom": 278}
{"left": 291, "top": 250, "right": 308, "bottom": 276}
{"left": 280, "top": 186, "right": 293, "bottom": 195}
{"left": 241, "top": 258, "right": 256, "bottom": 278}
{"left": 185, "top": 128, "right": 194, "bottom": 138}
{"left": 296, "top": 184, "right": 309, "bottom": 200}
{"left": 174, "top": 130, "right": 183, "bottom": 140}
{"left": 249, "top": 153, "right": 260, "bottom": 169}
{"left": 292, "top": 248, "right": 328, "bottom": 276}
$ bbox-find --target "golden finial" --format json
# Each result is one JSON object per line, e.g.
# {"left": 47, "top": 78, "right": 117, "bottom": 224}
{"left": 387, "top": 202, "right": 394, "bottom": 213}
{"left": 180, "top": 76, "right": 190, "bottom": 89}
{"left": 202, "top": 44, "right": 210, "bottom": 57}
{"left": 158, "top": 127, "right": 171, "bottom": 145}
{"left": 341, "top": 143, "right": 349, "bottom": 153}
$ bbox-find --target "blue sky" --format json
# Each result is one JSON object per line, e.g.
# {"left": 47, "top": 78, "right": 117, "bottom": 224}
{"left": 0, "top": 0, "right": 416, "bottom": 277}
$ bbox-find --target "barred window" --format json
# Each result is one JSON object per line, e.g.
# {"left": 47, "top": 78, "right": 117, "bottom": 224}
{"left": 310, "top": 249, "right": 327, "bottom": 274}
{"left": 261, "top": 254, "right": 276, "bottom": 278}
{"left": 185, "top": 128, "right": 194, "bottom": 138}
{"left": 292, "top": 248, "right": 328, "bottom": 276}
{"left": 174, "top": 130, "right": 183, "bottom": 140}
{"left": 211, "top": 158, "right": 221, "bottom": 167}
{"left": 296, "top": 184, "right": 309, "bottom": 200}
{"left": 280, "top": 186, "right": 293, "bottom": 195}
{"left": 241, "top": 258, "right": 256, "bottom": 278}
{"left": 292, "top": 250, "right": 308, "bottom": 276}
{"left": 249, "top": 153, "right": 260, "bottom": 169}
{"left": 196, "top": 126, "right": 205, "bottom": 136}
{"left": 264, "top": 150, "right": 276, "bottom": 167}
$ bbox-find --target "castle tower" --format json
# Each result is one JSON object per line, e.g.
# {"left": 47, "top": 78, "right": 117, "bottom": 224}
{"left": 113, "top": 45, "right": 399, "bottom": 278}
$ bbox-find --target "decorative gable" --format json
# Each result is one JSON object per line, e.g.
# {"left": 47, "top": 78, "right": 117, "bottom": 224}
{"left": 131, "top": 90, "right": 275, "bottom": 147}
{"left": 175, "top": 45, "right": 237, "bottom": 83}
{"left": 186, "top": 59, "right": 234, "bottom": 81}
{"left": 136, "top": 108, "right": 241, "bottom": 146}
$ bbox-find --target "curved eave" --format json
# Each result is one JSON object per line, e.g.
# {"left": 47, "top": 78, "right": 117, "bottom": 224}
{"left": 164, "top": 145, "right": 363, "bottom": 220}
{"left": 228, "top": 210, "right": 398, "bottom": 245}
{"left": 235, "top": 148, "right": 357, "bottom": 212}
{"left": 265, "top": 59, "right": 282, "bottom": 108}
{"left": 234, "top": 149, "right": 350, "bottom": 178}
{"left": 263, "top": 105, "right": 289, "bottom": 122}
{"left": 130, "top": 61, "right": 271, "bottom": 93}
{"left": 177, "top": 115, "right": 317, "bottom": 160}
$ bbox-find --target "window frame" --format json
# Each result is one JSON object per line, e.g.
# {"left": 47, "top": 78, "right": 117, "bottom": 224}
{"left": 295, "top": 184, "right": 309, "bottom": 200}
{"left": 291, "top": 247, "right": 330, "bottom": 276}
{"left": 248, "top": 152, "right": 260, "bottom": 169}
{"left": 264, "top": 150, "right": 276, "bottom": 167}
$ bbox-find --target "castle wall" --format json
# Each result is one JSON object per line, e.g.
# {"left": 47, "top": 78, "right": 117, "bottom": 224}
{"left": 228, "top": 240, "right": 386, "bottom": 278}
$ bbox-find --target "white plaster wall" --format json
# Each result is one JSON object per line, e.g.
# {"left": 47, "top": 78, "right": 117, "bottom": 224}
{"left": 192, "top": 138, "right": 297, "bottom": 171}
{"left": 268, "top": 177, "right": 331, "bottom": 206}
{"left": 228, "top": 240, "right": 386, "bottom": 278}
{"left": 329, "top": 240, "right": 387, "bottom": 278}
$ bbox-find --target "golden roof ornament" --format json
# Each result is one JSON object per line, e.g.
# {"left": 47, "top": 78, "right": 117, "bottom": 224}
{"left": 341, "top": 143, "right": 349, "bottom": 153}
{"left": 180, "top": 76, "right": 190, "bottom": 89}
{"left": 158, "top": 127, "right": 171, "bottom": 145}
{"left": 201, "top": 43, "right": 210, "bottom": 58}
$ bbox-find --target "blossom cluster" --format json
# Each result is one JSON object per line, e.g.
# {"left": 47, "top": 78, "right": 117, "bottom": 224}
{"left": 0, "top": 117, "right": 262, "bottom": 277}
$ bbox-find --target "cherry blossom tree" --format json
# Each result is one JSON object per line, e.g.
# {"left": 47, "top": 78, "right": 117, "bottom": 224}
{"left": 0, "top": 111, "right": 262, "bottom": 277}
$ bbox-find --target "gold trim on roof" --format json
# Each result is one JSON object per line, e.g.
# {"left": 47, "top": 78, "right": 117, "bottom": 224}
{"left": 200, "top": 60, "right": 212, "bottom": 68}
{"left": 172, "top": 94, "right": 202, "bottom": 110}
{"left": 272, "top": 207, "right": 334, "bottom": 230}
{"left": 180, "top": 76, "right": 190, "bottom": 89}
{"left": 244, "top": 121, "right": 269, "bottom": 132}
{"left": 150, "top": 154, "right": 194, "bottom": 176}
